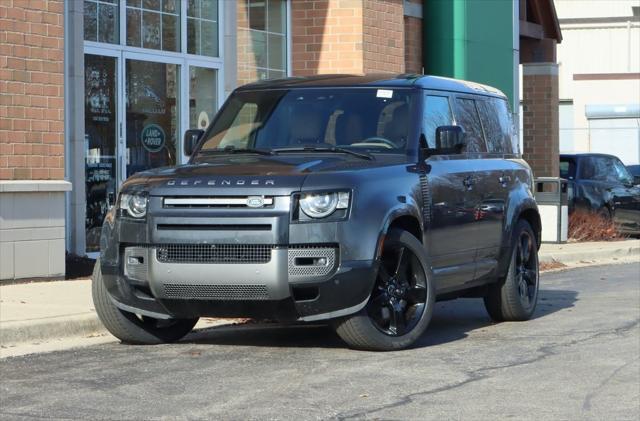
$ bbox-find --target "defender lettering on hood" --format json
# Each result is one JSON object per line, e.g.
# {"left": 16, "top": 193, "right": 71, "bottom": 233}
{"left": 166, "top": 179, "right": 276, "bottom": 186}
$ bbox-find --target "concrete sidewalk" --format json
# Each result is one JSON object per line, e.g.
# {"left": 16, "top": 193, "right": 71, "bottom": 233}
{"left": 1, "top": 240, "right": 638, "bottom": 354}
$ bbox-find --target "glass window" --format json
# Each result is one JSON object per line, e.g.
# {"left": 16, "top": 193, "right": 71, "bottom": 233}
{"left": 612, "top": 158, "right": 634, "bottom": 184}
{"left": 422, "top": 95, "right": 453, "bottom": 148}
{"left": 84, "top": 54, "right": 118, "bottom": 252}
{"left": 84, "top": 0, "right": 119, "bottom": 44}
{"left": 453, "top": 98, "right": 487, "bottom": 153}
{"left": 125, "top": 59, "right": 180, "bottom": 177}
{"left": 560, "top": 158, "right": 576, "bottom": 180}
{"left": 126, "top": 0, "right": 180, "bottom": 52}
{"left": 579, "top": 156, "right": 627, "bottom": 183}
{"left": 477, "top": 98, "right": 514, "bottom": 154}
{"left": 196, "top": 89, "right": 416, "bottom": 155}
{"left": 187, "top": 0, "right": 219, "bottom": 57}
{"left": 189, "top": 67, "right": 218, "bottom": 131}
{"left": 238, "top": 0, "right": 288, "bottom": 83}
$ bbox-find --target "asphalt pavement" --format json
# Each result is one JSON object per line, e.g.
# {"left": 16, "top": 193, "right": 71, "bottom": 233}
{"left": 1, "top": 263, "right": 639, "bottom": 420}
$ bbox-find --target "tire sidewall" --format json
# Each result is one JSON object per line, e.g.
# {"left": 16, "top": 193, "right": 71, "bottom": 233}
{"left": 342, "top": 229, "right": 435, "bottom": 350}
{"left": 505, "top": 220, "right": 540, "bottom": 319}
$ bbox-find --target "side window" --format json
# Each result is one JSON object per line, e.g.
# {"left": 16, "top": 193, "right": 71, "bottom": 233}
{"left": 477, "top": 98, "right": 514, "bottom": 153}
{"left": 453, "top": 97, "right": 487, "bottom": 153}
{"left": 422, "top": 94, "right": 453, "bottom": 148}
{"left": 579, "top": 157, "right": 618, "bottom": 182}
{"left": 560, "top": 159, "right": 576, "bottom": 180}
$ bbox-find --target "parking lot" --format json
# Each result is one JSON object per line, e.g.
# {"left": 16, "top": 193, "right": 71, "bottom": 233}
{"left": 1, "top": 263, "right": 639, "bottom": 420}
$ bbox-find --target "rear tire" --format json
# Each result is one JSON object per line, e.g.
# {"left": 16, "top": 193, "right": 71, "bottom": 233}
{"left": 484, "top": 219, "right": 539, "bottom": 322}
{"left": 92, "top": 259, "right": 198, "bottom": 344}
{"left": 333, "top": 229, "right": 435, "bottom": 351}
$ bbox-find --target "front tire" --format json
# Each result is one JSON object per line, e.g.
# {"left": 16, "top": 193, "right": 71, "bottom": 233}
{"left": 333, "top": 229, "right": 435, "bottom": 351}
{"left": 92, "top": 259, "right": 198, "bottom": 344}
{"left": 484, "top": 219, "right": 540, "bottom": 322}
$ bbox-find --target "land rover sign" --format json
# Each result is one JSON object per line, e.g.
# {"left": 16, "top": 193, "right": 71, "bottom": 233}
{"left": 141, "top": 124, "right": 165, "bottom": 153}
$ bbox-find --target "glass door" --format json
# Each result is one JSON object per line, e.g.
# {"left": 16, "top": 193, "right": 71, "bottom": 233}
{"left": 84, "top": 53, "right": 119, "bottom": 252}
{"left": 124, "top": 57, "right": 180, "bottom": 178}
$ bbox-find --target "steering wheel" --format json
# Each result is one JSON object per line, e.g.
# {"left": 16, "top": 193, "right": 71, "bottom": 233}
{"left": 351, "top": 137, "right": 399, "bottom": 149}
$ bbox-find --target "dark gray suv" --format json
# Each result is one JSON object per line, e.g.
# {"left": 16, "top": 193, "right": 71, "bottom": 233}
{"left": 93, "top": 75, "right": 541, "bottom": 351}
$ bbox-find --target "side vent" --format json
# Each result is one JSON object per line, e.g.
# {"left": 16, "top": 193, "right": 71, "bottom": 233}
{"left": 419, "top": 171, "right": 431, "bottom": 227}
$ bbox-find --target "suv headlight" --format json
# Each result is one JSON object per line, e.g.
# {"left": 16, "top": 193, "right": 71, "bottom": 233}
{"left": 299, "top": 192, "right": 350, "bottom": 218}
{"left": 119, "top": 193, "right": 148, "bottom": 218}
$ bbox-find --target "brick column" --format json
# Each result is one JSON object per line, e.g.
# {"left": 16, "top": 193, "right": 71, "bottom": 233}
{"left": 522, "top": 63, "right": 560, "bottom": 178}
{"left": 403, "top": 0, "right": 423, "bottom": 74}
{"left": 290, "top": 0, "right": 404, "bottom": 77}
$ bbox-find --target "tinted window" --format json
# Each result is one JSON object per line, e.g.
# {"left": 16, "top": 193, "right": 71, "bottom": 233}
{"left": 422, "top": 95, "right": 453, "bottom": 148}
{"left": 197, "top": 88, "right": 416, "bottom": 154}
{"left": 579, "top": 156, "right": 631, "bottom": 183}
{"left": 612, "top": 158, "right": 634, "bottom": 184}
{"left": 453, "top": 97, "right": 487, "bottom": 153}
{"left": 477, "top": 98, "right": 514, "bottom": 153}
{"left": 560, "top": 158, "right": 576, "bottom": 180}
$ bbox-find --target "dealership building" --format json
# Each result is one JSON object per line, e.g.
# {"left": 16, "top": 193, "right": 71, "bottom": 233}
{"left": 0, "top": 0, "right": 561, "bottom": 280}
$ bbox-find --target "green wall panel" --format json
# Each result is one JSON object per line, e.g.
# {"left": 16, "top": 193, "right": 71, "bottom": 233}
{"left": 424, "top": 0, "right": 517, "bottom": 108}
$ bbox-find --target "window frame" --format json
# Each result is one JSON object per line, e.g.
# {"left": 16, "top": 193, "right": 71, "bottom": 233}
{"left": 451, "top": 94, "right": 488, "bottom": 154}
{"left": 421, "top": 91, "right": 455, "bottom": 149}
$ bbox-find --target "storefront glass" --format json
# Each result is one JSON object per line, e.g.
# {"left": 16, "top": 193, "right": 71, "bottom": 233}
{"left": 125, "top": 60, "right": 180, "bottom": 177}
{"left": 84, "top": 0, "right": 120, "bottom": 44}
{"left": 84, "top": 54, "right": 118, "bottom": 251}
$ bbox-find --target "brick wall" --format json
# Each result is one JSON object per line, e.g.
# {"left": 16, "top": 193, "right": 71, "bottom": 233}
{"left": 237, "top": 0, "right": 259, "bottom": 86}
{"left": 0, "top": 0, "right": 65, "bottom": 181}
{"left": 290, "top": 0, "right": 404, "bottom": 77}
{"left": 363, "top": 0, "right": 404, "bottom": 74}
{"left": 291, "top": 0, "right": 364, "bottom": 76}
{"left": 403, "top": 0, "right": 422, "bottom": 74}
{"left": 522, "top": 64, "right": 560, "bottom": 178}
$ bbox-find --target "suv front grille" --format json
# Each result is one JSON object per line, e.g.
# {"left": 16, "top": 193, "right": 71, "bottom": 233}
{"left": 163, "top": 283, "right": 269, "bottom": 300}
{"left": 156, "top": 244, "right": 273, "bottom": 264}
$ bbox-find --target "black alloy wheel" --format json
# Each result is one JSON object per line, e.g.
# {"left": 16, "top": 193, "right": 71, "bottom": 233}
{"left": 514, "top": 229, "right": 538, "bottom": 309}
{"left": 367, "top": 240, "right": 428, "bottom": 337}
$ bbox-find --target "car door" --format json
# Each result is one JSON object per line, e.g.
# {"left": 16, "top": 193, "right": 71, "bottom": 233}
{"left": 610, "top": 157, "right": 640, "bottom": 232}
{"left": 473, "top": 97, "right": 514, "bottom": 277}
{"left": 422, "top": 92, "right": 478, "bottom": 292}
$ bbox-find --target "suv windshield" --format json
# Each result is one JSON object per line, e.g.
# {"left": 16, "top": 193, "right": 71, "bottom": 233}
{"left": 194, "top": 88, "right": 416, "bottom": 157}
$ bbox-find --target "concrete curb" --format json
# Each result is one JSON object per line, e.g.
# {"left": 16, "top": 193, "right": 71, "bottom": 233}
{"left": 539, "top": 240, "right": 640, "bottom": 265}
{"left": 1, "top": 314, "right": 106, "bottom": 346}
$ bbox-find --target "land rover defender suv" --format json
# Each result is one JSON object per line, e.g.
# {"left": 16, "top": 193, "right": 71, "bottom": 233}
{"left": 93, "top": 74, "right": 542, "bottom": 351}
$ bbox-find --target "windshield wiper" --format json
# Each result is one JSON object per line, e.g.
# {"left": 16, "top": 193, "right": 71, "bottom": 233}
{"left": 272, "top": 146, "right": 374, "bottom": 161}
{"left": 199, "top": 145, "right": 274, "bottom": 156}
{"left": 199, "top": 145, "right": 273, "bottom": 155}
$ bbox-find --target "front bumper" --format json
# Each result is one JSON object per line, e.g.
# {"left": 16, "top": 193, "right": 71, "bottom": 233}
{"left": 101, "top": 244, "right": 376, "bottom": 322}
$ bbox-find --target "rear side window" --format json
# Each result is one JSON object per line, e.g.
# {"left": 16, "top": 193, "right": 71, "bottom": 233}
{"left": 422, "top": 94, "right": 453, "bottom": 148}
{"left": 560, "top": 158, "right": 576, "bottom": 180}
{"left": 477, "top": 98, "right": 514, "bottom": 154}
{"left": 453, "top": 97, "right": 487, "bottom": 153}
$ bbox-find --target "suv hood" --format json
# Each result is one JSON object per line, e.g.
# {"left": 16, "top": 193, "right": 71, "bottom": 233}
{"left": 122, "top": 154, "right": 405, "bottom": 196}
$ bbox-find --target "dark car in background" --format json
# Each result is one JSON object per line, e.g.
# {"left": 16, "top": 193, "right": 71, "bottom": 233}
{"left": 627, "top": 164, "right": 640, "bottom": 185}
{"left": 560, "top": 153, "right": 640, "bottom": 234}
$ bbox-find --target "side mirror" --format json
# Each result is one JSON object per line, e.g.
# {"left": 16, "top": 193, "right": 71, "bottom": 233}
{"left": 634, "top": 175, "right": 640, "bottom": 186}
{"left": 435, "top": 125, "right": 466, "bottom": 154}
{"left": 183, "top": 129, "right": 204, "bottom": 156}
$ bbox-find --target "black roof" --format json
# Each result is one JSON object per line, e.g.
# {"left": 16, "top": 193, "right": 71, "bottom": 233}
{"left": 560, "top": 153, "right": 622, "bottom": 160}
{"left": 236, "top": 74, "right": 507, "bottom": 98}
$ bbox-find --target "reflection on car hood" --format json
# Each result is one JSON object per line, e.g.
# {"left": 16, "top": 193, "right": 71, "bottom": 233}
{"left": 122, "top": 154, "right": 406, "bottom": 196}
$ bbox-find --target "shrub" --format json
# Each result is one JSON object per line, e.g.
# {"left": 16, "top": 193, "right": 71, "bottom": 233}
{"left": 568, "top": 209, "right": 625, "bottom": 242}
